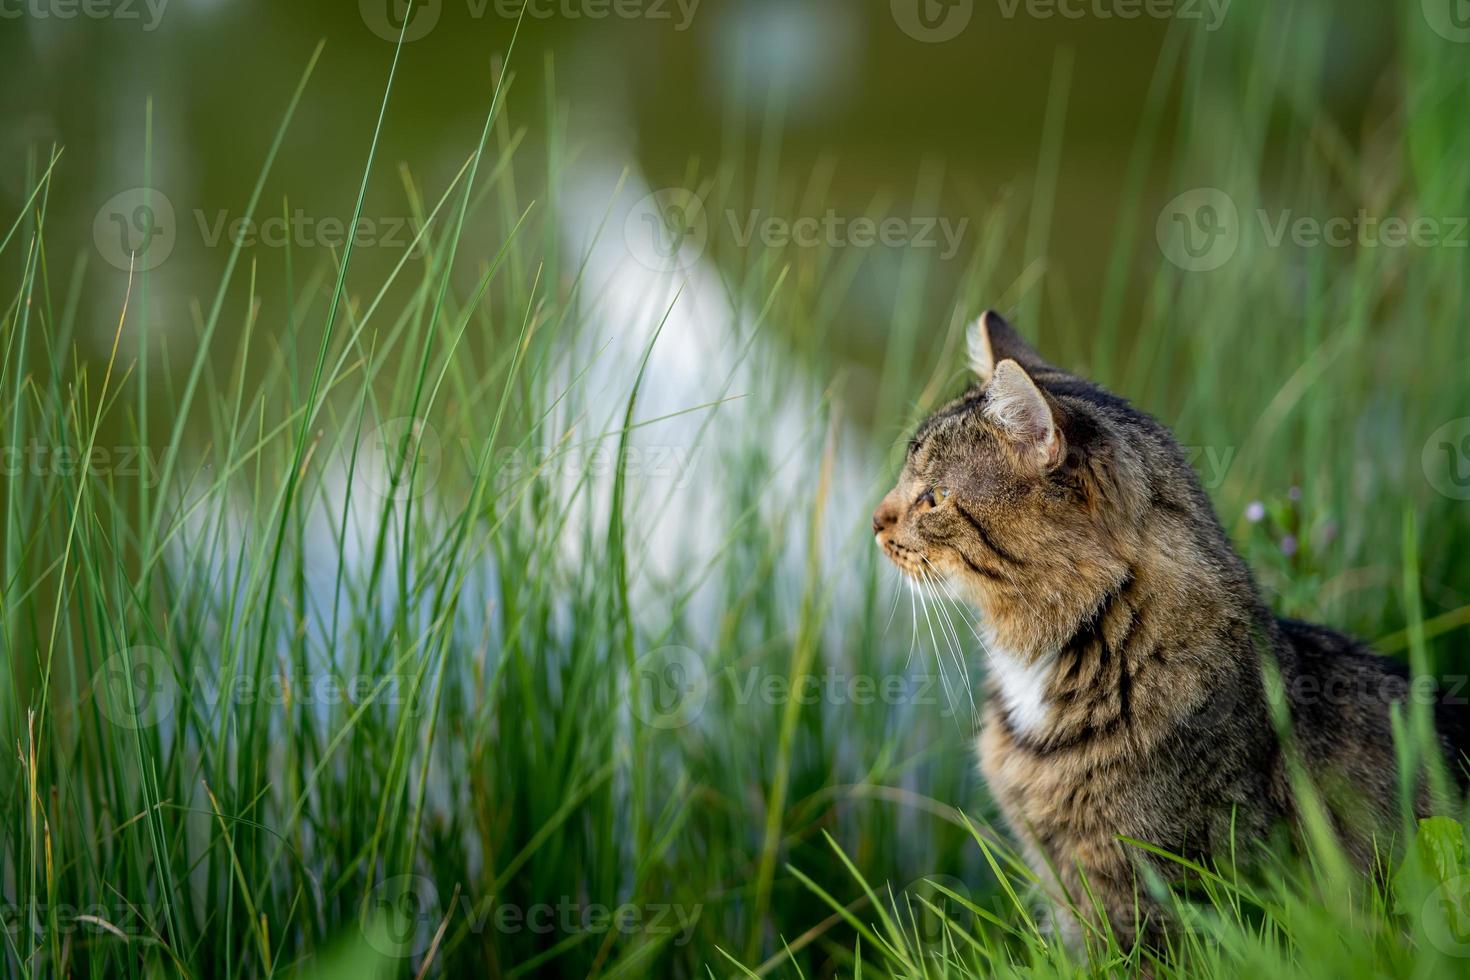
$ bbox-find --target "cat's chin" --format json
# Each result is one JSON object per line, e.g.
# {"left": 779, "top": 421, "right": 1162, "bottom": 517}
{"left": 878, "top": 541, "right": 927, "bottom": 579}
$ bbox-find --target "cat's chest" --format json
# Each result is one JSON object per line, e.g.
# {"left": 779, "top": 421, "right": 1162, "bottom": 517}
{"left": 978, "top": 647, "right": 1119, "bottom": 828}
{"left": 976, "top": 673, "right": 1136, "bottom": 843}
{"left": 985, "top": 646, "right": 1056, "bottom": 738}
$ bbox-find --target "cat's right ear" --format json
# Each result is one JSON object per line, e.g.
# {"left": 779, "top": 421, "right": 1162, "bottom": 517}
{"left": 966, "top": 313, "right": 998, "bottom": 383}
{"left": 966, "top": 310, "right": 1053, "bottom": 384}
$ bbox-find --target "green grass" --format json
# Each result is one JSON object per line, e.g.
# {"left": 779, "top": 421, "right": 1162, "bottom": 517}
{"left": 3, "top": 2, "right": 1470, "bottom": 977}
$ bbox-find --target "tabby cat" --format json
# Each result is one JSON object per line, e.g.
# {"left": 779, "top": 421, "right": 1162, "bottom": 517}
{"left": 872, "top": 311, "right": 1469, "bottom": 950}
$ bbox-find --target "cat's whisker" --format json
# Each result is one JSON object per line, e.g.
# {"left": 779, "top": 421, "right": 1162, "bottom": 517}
{"left": 913, "top": 572, "right": 959, "bottom": 715}
{"left": 883, "top": 565, "right": 904, "bottom": 635}
{"left": 920, "top": 570, "right": 979, "bottom": 724}
{"left": 904, "top": 574, "right": 920, "bottom": 669}
{"left": 920, "top": 556, "right": 995, "bottom": 664}
{"left": 919, "top": 572, "right": 969, "bottom": 723}
{"left": 928, "top": 562, "right": 996, "bottom": 661}
{"left": 915, "top": 563, "right": 960, "bottom": 660}
{"left": 929, "top": 583, "right": 976, "bottom": 699}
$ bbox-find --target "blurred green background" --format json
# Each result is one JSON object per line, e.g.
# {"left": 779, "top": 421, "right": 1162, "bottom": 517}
{"left": 4, "top": 2, "right": 1470, "bottom": 978}
{"left": 0, "top": 0, "right": 1400, "bottom": 412}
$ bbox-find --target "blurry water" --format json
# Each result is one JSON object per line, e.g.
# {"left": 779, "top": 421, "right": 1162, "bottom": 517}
{"left": 0, "top": 0, "right": 1230, "bottom": 394}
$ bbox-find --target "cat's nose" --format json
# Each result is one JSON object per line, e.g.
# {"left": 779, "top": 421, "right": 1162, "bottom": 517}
{"left": 872, "top": 502, "right": 898, "bottom": 535}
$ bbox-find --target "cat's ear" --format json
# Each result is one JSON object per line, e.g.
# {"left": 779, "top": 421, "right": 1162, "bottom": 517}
{"left": 984, "top": 359, "right": 1064, "bottom": 469}
{"left": 965, "top": 314, "right": 998, "bottom": 382}
{"left": 966, "top": 310, "right": 1052, "bottom": 383}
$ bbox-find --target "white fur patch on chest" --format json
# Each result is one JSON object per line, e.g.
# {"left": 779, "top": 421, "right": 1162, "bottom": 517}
{"left": 987, "top": 646, "right": 1056, "bottom": 737}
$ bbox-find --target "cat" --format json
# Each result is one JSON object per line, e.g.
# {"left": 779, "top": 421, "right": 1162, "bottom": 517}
{"left": 872, "top": 310, "right": 1470, "bottom": 952}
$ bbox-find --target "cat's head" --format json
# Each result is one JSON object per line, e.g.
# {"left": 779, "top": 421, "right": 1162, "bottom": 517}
{"left": 873, "top": 311, "right": 1220, "bottom": 658}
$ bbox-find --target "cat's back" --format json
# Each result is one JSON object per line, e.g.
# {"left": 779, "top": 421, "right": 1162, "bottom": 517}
{"left": 1276, "top": 617, "right": 1470, "bottom": 813}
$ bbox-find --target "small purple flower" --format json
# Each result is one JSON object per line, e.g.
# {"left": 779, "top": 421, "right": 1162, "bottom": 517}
{"left": 1288, "top": 486, "right": 1302, "bottom": 502}
{"left": 1245, "top": 501, "right": 1266, "bottom": 523}
{"left": 1280, "top": 535, "right": 1298, "bottom": 557}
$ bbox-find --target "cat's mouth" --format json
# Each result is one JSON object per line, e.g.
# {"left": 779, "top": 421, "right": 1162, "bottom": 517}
{"left": 879, "top": 538, "right": 928, "bottom": 578}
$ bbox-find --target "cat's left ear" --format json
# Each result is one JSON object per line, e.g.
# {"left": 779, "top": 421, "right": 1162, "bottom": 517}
{"left": 966, "top": 313, "right": 999, "bottom": 382}
{"left": 984, "top": 359, "right": 1064, "bottom": 469}
{"left": 966, "top": 310, "right": 1052, "bottom": 384}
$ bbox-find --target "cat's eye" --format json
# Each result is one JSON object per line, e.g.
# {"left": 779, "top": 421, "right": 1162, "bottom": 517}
{"left": 916, "top": 488, "right": 942, "bottom": 509}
